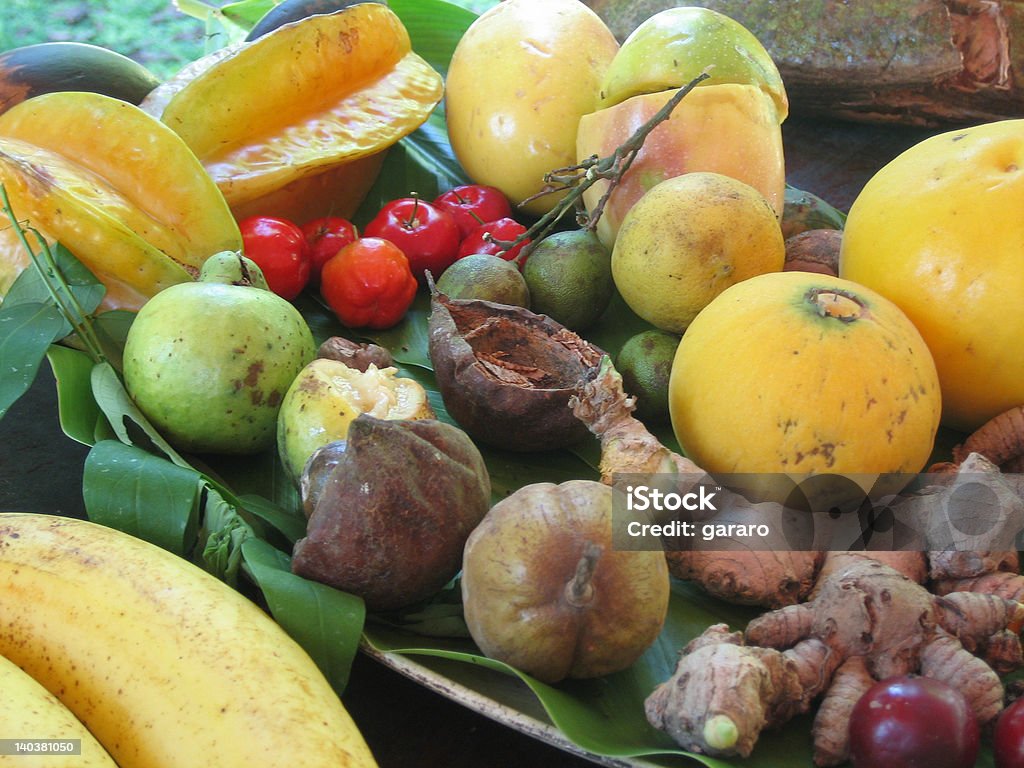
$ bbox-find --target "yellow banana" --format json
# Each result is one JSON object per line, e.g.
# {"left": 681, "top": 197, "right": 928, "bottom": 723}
{"left": 0, "top": 513, "right": 378, "bottom": 768}
{"left": 0, "top": 652, "right": 117, "bottom": 767}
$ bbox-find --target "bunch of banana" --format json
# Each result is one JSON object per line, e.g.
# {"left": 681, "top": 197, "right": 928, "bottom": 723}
{"left": 0, "top": 513, "right": 377, "bottom": 768}
{"left": 0, "top": 653, "right": 117, "bottom": 767}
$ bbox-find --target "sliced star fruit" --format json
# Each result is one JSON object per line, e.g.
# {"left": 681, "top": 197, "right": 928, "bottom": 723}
{"left": 142, "top": 3, "right": 444, "bottom": 222}
{"left": 0, "top": 91, "right": 241, "bottom": 310}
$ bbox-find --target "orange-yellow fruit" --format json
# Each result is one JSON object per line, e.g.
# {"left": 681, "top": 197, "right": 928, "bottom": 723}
{"left": 840, "top": 120, "right": 1024, "bottom": 432}
{"left": 445, "top": 0, "right": 619, "bottom": 217}
{"left": 669, "top": 271, "right": 942, "bottom": 482}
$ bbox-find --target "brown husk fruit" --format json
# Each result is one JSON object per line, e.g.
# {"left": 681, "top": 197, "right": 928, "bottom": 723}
{"left": 292, "top": 413, "right": 491, "bottom": 612}
{"left": 427, "top": 289, "right": 605, "bottom": 452}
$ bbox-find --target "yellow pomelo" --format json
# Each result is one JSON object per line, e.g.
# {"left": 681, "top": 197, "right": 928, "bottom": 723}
{"left": 669, "top": 271, "right": 942, "bottom": 482}
{"left": 611, "top": 171, "right": 784, "bottom": 333}
{"left": 840, "top": 120, "right": 1024, "bottom": 433}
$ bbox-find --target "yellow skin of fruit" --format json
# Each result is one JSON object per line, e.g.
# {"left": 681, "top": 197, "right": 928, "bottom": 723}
{"left": 598, "top": 6, "right": 788, "bottom": 117}
{"left": 0, "top": 652, "right": 118, "bottom": 768}
{"left": 276, "top": 358, "right": 434, "bottom": 484}
{"left": 0, "top": 513, "right": 378, "bottom": 768}
{"left": 669, "top": 271, "right": 942, "bottom": 483}
{"left": 611, "top": 171, "right": 786, "bottom": 334}
{"left": 445, "top": 0, "right": 620, "bottom": 217}
{"left": 577, "top": 85, "right": 785, "bottom": 249}
{"left": 840, "top": 120, "right": 1024, "bottom": 433}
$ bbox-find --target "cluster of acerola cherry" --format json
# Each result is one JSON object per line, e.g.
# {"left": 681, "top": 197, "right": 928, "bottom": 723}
{"left": 236, "top": 184, "right": 529, "bottom": 330}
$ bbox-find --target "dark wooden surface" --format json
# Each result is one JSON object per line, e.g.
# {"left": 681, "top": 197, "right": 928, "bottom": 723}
{"left": 0, "top": 114, "right": 946, "bottom": 767}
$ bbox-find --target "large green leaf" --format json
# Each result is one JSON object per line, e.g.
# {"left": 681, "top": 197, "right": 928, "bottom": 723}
{"left": 0, "top": 240, "right": 106, "bottom": 420}
{"left": 242, "top": 537, "right": 366, "bottom": 691}
{"left": 83, "top": 439, "right": 202, "bottom": 556}
{"left": 46, "top": 345, "right": 103, "bottom": 446}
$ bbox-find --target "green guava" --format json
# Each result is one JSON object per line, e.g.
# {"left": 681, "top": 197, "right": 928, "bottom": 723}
{"left": 123, "top": 280, "right": 316, "bottom": 455}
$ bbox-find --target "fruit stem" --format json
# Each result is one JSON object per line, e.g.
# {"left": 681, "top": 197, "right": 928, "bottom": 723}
{"left": 565, "top": 541, "right": 603, "bottom": 607}
{"left": 808, "top": 288, "right": 866, "bottom": 322}
{"left": 490, "top": 71, "right": 711, "bottom": 261}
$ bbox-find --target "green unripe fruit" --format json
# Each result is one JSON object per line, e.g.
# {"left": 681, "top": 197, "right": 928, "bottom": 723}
{"left": 123, "top": 282, "right": 316, "bottom": 455}
{"left": 521, "top": 229, "right": 614, "bottom": 331}
{"left": 436, "top": 254, "right": 531, "bottom": 308}
{"left": 615, "top": 329, "right": 680, "bottom": 423}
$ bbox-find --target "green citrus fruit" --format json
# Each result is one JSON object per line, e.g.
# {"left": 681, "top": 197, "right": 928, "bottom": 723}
{"left": 615, "top": 329, "right": 681, "bottom": 423}
{"left": 521, "top": 229, "right": 614, "bottom": 331}
{"left": 435, "top": 253, "right": 531, "bottom": 308}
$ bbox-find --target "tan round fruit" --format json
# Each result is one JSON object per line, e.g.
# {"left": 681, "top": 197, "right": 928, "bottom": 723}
{"left": 669, "top": 271, "right": 942, "bottom": 482}
{"left": 444, "top": 0, "right": 619, "bottom": 216}
{"left": 611, "top": 171, "right": 785, "bottom": 333}
{"left": 461, "top": 479, "right": 670, "bottom": 684}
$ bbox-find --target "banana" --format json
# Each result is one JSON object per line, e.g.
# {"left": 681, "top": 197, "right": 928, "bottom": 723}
{"left": 0, "top": 513, "right": 378, "bottom": 768}
{"left": 0, "top": 653, "right": 117, "bottom": 767}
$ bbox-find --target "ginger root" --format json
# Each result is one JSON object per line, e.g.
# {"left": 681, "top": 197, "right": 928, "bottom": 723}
{"left": 645, "top": 624, "right": 834, "bottom": 758}
{"left": 570, "top": 357, "right": 821, "bottom": 607}
{"left": 647, "top": 557, "right": 1024, "bottom": 766}
{"left": 931, "top": 404, "right": 1024, "bottom": 474}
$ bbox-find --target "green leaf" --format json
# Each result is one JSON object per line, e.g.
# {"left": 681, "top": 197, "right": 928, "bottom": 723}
{"left": 83, "top": 440, "right": 203, "bottom": 556}
{"left": 218, "top": 0, "right": 277, "bottom": 27}
{"left": 361, "top": 293, "right": 433, "bottom": 369}
{"left": 241, "top": 537, "right": 366, "bottom": 692}
{"left": 0, "top": 302, "right": 69, "bottom": 420}
{"left": 390, "top": 0, "right": 476, "bottom": 79}
{"left": 90, "top": 361, "right": 192, "bottom": 468}
{"left": 2, "top": 241, "right": 106, "bottom": 317}
{"left": 200, "top": 486, "right": 255, "bottom": 585}
{"left": 237, "top": 492, "right": 306, "bottom": 544}
{"left": 46, "top": 345, "right": 103, "bottom": 446}
{"left": 0, "top": 237, "right": 109, "bottom": 421}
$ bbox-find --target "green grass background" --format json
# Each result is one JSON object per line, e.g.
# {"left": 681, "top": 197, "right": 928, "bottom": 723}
{"left": 0, "top": 1, "right": 207, "bottom": 78}
{"left": 0, "top": 0, "right": 493, "bottom": 79}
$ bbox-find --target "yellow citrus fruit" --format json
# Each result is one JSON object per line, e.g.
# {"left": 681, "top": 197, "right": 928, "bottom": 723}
{"left": 669, "top": 271, "right": 941, "bottom": 480}
{"left": 611, "top": 171, "right": 785, "bottom": 333}
{"left": 840, "top": 120, "right": 1024, "bottom": 433}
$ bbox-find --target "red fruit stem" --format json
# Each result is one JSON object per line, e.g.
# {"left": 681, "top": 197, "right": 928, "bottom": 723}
{"left": 488, "top": 70, "right": 711, "bottom": 261}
